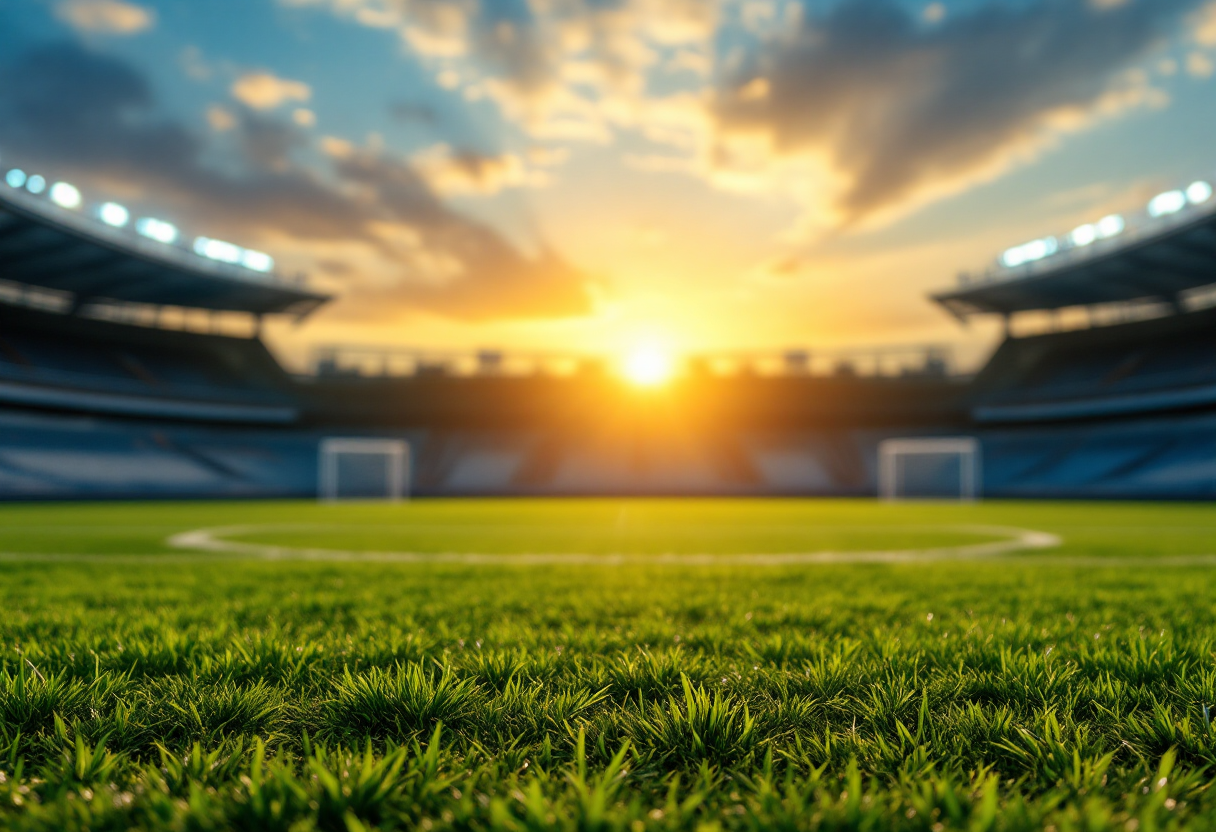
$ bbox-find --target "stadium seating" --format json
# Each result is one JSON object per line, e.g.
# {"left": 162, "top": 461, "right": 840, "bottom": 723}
{"left": 0, "top": 407, "right": 320, "bottom": 498}
{"left": 971, "top": 307, "right": 1216, "bottom": 421}
{"left": 0, "top": 304, "right": 300, "bottom": 423}
{"left": 980, "top": 414, "right": 1216, "bottom": 499}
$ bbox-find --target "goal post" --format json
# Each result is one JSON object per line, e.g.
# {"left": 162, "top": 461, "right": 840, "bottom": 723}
{"left": 878, "top": 437, "right": 981, "bottom": 501}
{"left": 318, "top": 438, "right": 410, "bottom": 502}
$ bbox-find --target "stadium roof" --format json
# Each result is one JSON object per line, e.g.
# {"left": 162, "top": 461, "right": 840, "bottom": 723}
{"left": 933, "top": 184, "right": 1216, "bottom": 319}
{"left": 0, "top": 186, "right": 330, "bottom": 317}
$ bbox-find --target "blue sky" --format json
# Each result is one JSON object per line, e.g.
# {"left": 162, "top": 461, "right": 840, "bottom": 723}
{"left": 1, "top": 0, "right": 1215, "bottom": 364}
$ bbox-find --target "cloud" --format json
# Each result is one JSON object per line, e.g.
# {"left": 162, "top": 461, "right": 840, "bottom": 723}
{"left": 321, "top": 146, "right": 591, "bottom": 320}
{"left": 411, "top": 144, "right": 536, "bottom": 194}
{"left": 235, "top": 111, "right": 309, "bottom": 172}
{"left": 1187, "top": 51, "right": 1215, "bottom": 77}
{"left": 231, "top": 71, "right": 312, "bottom": 110}
{"left": 55, "top": 0, "right": 154, "bottom": 35}
{"left": 287, "top": 0, "right": 1197, "bottom": 234}
{"left": 206, "top": 105, "right": 236, "bottom": 132}
{"left": 709, "top": 0, "right": 1197, "bottom": 227}
{"left": 1198, "top": 2, "right": 1216, "bottom": 44}
{"left": 0, "top": 42, "right": 593, "bottom": 322}
{"left": 527, "top": 146, "right": 569, "bottom": 167}
{"left": 285, "top": 0, "right": 720, "bottom": 141}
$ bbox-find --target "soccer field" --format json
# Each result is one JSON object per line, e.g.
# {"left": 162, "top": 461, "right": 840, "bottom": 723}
{"left": 2, "top": 498, "right": 1216, "bottom": 830}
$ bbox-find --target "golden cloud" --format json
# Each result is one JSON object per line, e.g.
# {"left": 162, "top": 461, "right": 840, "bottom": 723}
{"left": 55, "top": 0, "right": 154, "bottom": 34}
{"left": 411, "top": 144, "right": 533, "bottom": 195}
{"left": 1199, "top": 2, "right": 1216, "bottom": 44}
{"left": 231, "top": 71, "right": 312, "bottom": 110}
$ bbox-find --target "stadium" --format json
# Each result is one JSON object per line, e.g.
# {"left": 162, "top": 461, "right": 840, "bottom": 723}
{"left": 6, "top": 1, "right": 1216, "bottom": 825}
{"left": 0, "top": 168, "right": 1213, "bottom": 501}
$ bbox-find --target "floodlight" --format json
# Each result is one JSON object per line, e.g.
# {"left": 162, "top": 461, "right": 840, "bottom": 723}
{"left": 49, "top": 182, "right": 81, "bottom": 209}
{"left": 240, "top": 249, "right": 274, "bottom": 273}
{"left": 1069, "top": 224, "right": 1097, "bottom": 247}
{"left": 1187, "top": 180, "right": 1213, "bottom": 205}
{"left": 1148, "top": 190, "right": 1186, "bottom": 217}
{"left": 1096, "top": 214, "right": 1125, "bottom": 238}
{"left": 1000, "top": 236, "right": 1058, "bottom": 268}
{"left": 5, "top": 169, "right": 27, "bottom": 188}
{"left": 136, "top": 217, "right": 179, "bottom": 244}
{"left": 193, "top": 236, "right": 242, "bottom": 264}
{"left": 25, "top": 174, "right": 46, "bottom": 194}
{"left": 1025, "top": 237, "right": 1057, "bottom": 262}
{"left": 98, "top": 202, "right": 130, "bottom": 227}
{"left": 1000, "top": 246, "right": 1026, "bottom": 268}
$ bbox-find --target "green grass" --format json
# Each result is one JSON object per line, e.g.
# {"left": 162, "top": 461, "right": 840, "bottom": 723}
{"left": 1, "top": 498, "right": 1216, "bottom": 830}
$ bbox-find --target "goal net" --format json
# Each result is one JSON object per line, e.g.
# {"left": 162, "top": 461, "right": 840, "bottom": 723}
{"left": 877, "top": 437, "right": 981, "bottom": 501}
{"left": 318, "top": 438, "right": 410, "bottom": 501}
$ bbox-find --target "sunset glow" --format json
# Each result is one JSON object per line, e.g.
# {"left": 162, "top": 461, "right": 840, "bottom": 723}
{"left": 2, "top": 0, "right": 1214, "bottom": 365}
{"left": 622, "top": 345, "right": 675, "bottom": 387}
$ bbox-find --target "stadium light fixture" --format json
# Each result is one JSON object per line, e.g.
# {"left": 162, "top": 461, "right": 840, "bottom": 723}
{"left": 98, "top": 202, "right": 130, "bottom": 228}
{"left": 1148, "top": 190, "right": 1187, "bottom": 217}
{"left": 49, "top": 182, "right": 82, "bottom": 209}
{"left": 1000, "top": 236, "right": 1058, "bottom": 268}
{"left": 1187, "top": 180, "right": 1213, "bottom": 205}
{"left": 1096, "top": 214, "right": 1125, "bottom": 238}
{"left": 1069, "top": 224, "right": 1097, "bottom": 247}
{"left": 1023, "top": 238, "right": 1057, "bottom": 262}
{"left": 193, "top": 236, "right": 243, "bottom": 264}
{"left": 25, "top": 174, "right": 46, "bottom": 194}
{"left": 136, "top": 217, "right": 179, "bottom": 244}
{"left": 240, "top": 249, "right": 274, "bottom": 273}
{"left": 1068, "top": 213, "right": 1124, "bottom": 249}
{"left": 5, "top": 169, "right": 26, "bottom": 188}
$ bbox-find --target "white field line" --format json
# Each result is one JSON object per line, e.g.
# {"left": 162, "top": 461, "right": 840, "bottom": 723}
{"left": 159, "top": 523, "right": 1063, "bottom": 565}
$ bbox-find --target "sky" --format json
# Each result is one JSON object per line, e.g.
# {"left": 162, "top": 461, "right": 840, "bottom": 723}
{"left": 1, "top": 0, "right": 1215, "bottom": 368}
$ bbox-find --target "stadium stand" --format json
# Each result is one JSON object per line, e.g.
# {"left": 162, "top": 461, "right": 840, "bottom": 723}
{"left": 930, "top": 175, "right": 1216, "bottom": 498}
{"left": 969, "top": 307, "right": 1216, "bottom": 423}
{"left": 980, "top": 414, "right": 1216, "bottom": 499}
{"left": 0, "top": 304, "right": 301, "bottom": 423}
{"left": 0, "top": 176, "right": 334, "bottom": 497}
{"left": 0, "top": 168, "right": 1214, "bottom": 499}
{"left": 0, "top": 409, "right": 320, "bottom": 498}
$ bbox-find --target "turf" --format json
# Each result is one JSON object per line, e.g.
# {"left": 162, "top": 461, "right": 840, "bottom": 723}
{"left": 1, "top": 498, "right": 1215, "bottom": 830}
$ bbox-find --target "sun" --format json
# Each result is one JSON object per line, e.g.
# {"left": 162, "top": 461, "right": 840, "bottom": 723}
{"left": 622, "top": 344, "right": 675, "bottom": 387}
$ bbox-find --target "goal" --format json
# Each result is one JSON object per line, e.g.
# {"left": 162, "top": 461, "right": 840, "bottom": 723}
{"left": 877, "top": 437, "right": 981, "bottom": 501}
{"left": 318, "top": 438, "right": 410, "bottom": 502}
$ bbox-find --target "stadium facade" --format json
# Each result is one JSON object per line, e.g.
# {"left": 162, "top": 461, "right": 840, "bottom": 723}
{"left": 0, "top": 169, "right": 1214, "bottom": 500}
